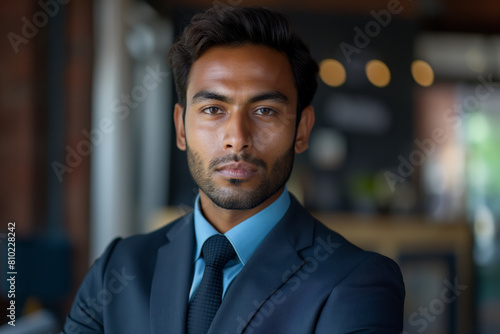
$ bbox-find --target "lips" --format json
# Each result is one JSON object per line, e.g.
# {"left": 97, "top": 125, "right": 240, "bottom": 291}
{"left": 215, "top": 162, "right": 258, "bottom": 179}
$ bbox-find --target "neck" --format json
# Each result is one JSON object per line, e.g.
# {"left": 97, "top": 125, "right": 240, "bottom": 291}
{"left": 198, "top": 187, "right": 284, "bottom": 233}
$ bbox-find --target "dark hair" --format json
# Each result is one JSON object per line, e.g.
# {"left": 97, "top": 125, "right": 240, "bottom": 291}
{"left": 167, "top": 5, "right": 318, "bottom": 120}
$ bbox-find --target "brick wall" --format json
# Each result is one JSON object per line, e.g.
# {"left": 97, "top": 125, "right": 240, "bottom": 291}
{"left": 0, "top": 0, "right": 92, "bottom": 321}
{"left": 0, "top": 1, "right": 45, "bottom": 235}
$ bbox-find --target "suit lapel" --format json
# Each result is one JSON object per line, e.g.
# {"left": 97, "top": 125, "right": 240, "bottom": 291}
{"left": 150, "top": 213, "right": 195, "bottom": 334}
{"left": 209, "top": 196, "right": 315, "bottom": 334}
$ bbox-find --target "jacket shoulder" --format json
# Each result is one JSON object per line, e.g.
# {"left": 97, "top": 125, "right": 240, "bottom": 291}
{"left": 312, "top": 217, "right": 401, "bottom": 277}
{"left": 309, "top": 220, "right": 405, "bottom": 332}
{"left": 103, "top": 211, "right": 194, "bottom": 262}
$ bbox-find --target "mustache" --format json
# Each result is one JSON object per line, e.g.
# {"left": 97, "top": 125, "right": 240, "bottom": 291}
{"left": 208, "top": 153, "right": 267, "bottom": 171}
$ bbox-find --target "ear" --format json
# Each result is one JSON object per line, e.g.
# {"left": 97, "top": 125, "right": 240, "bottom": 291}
{"left": 173, "top": 103, "right": 186, "bottom": 151}
{"left": 294, "top": 105, "right": 315, "bottom": 154}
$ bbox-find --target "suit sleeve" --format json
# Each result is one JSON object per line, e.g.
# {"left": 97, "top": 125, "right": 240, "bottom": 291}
{"left": 61, "top": 238, "right": 122, "bottom": 334}
{"left": 315, "top": 253, "right": 405, "bottom": 334}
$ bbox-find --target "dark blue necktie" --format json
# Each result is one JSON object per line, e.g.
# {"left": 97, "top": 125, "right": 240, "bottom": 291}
{"left": 187, "top": 234, "right": 236, "bottom": 334}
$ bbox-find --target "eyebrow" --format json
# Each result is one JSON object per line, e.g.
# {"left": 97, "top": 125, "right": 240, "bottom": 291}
{"left": 249, "top": 91, "right": 290, "bottom": 104}
{"left": 192, "top": 91, "right": 232, "bottom": 104}
{"left": 191, "top": 90, "right": 290, "bottom": 105}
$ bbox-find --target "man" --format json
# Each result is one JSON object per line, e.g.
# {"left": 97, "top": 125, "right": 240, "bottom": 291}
{"left": 63, "top": 5, "right": 404, "bottom": 334}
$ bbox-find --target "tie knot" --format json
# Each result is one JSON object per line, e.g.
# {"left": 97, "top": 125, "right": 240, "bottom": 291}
{"left": 202, "top": 235, "right": 236, "bottom": 270}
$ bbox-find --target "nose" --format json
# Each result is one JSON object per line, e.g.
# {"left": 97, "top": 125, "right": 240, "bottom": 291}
{"left": 222, "top": 112, "right": 252, "bottom": 153}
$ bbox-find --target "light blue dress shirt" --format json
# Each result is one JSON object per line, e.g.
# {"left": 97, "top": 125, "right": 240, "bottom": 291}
{"left": 189, "top": 187, "right": 291, "bottom": 300}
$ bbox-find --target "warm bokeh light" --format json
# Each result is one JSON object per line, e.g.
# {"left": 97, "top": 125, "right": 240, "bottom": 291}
{"left": 411, "top": 60, "right": 434, "bottom": 87}
{"left": 365, "top": 60, "right": 391, "bottom": 87}
{"left": 319, "top": 59, "right": 346, "bottom": 87}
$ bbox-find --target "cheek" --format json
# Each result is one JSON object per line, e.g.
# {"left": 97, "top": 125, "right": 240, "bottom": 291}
{"left": 253, "top": 123, "right": 295, "bottom": 150}
{"left": 186, "top": 123, "right": 223, "bottom": 153}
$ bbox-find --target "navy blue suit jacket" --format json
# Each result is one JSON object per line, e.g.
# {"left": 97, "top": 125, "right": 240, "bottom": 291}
{"left": 63, "top": 195, "right": 405, "bottom": 333}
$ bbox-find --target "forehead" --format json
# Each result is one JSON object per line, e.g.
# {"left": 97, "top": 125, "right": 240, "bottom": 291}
{"left": 186, "top": 44, "right": 296, "bottom": 102}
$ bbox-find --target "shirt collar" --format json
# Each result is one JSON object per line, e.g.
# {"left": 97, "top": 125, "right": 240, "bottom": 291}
{"left": 193, "top": 187, "right": 291, "bottom": 265}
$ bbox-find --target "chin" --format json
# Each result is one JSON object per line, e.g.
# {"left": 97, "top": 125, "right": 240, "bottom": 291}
{"left": 227, "top": 178, "right": 245, "bottom": 186}
{"left": 205, "top": 186, "right": 270, "bottom": 211}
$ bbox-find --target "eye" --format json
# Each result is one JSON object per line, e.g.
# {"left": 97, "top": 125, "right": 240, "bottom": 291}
{"left": 255, "top": 107, "right": 276, "bottom": 116}
{"left": 201, "top": 106, "right": 223, "bottom": 114}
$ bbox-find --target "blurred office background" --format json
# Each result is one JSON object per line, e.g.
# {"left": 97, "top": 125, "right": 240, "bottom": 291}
{"left": 0, "top": 0, "right": 499, "bottom": 333}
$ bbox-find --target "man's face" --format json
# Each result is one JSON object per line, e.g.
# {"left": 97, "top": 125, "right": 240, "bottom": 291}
{"left": 174, "top": 44, "right": 313, "bottom": 210}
